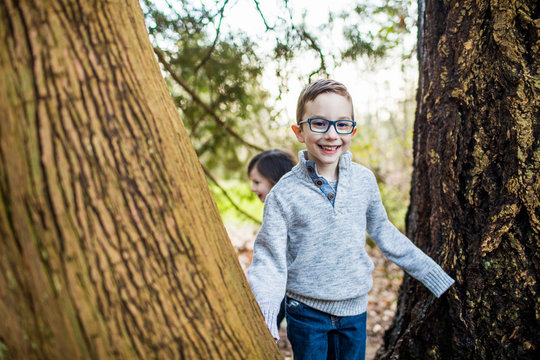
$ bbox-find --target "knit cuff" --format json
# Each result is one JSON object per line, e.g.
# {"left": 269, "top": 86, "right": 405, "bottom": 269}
{"left": 260, "top": 304, "right": 281, "bottom": 340}
{"left": 423, "top": 266, "right": 455, "bottom": 297}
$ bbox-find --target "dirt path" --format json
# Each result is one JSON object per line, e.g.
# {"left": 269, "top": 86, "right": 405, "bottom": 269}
{"left": 229, "top": 224, "right": 403, "bottom": 360}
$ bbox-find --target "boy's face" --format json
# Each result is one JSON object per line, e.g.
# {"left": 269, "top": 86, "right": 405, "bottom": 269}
{"left": 292, "top": 92, "right": 355, "bottom": 172}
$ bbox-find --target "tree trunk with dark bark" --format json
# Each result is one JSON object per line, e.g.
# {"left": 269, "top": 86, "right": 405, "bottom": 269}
{"left": 378, "top": 0, "right": 539, "bottom": 359}
{"left": 0, "top": 0, "right": 280, "bottom": 359}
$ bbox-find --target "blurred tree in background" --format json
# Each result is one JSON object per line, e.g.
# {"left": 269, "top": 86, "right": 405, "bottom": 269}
{"left": 140, "top": 0, "right": 418, "bottom": 226}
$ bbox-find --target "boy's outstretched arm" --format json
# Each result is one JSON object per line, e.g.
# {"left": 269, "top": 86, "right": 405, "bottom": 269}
{"left": 248, "top": 192, "right": 288, "bottom": 340}
{"left": 365, "top": 171, "right": 455, "bottom": 297}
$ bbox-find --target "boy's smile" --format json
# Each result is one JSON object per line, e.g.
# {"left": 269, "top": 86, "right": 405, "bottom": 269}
{"left": 292, "top": 92, "right": 355, "bottom": 180}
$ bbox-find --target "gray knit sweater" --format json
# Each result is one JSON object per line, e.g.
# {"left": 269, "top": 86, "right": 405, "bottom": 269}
{"left": 248, "top": 151, "right": 454, "bottom": 339}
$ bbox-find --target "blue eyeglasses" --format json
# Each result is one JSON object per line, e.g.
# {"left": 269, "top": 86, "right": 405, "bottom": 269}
{"left": 299, "top": 118, "right": 356, "bottom": 134}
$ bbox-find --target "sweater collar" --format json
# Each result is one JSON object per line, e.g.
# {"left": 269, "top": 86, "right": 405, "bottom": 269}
{"left": 296, "top": 150, "right": 352, "bottom": 179}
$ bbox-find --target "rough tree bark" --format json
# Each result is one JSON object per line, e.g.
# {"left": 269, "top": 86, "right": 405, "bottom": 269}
{"left": 0, "top": 0, "right": 280, "bottom": 359}
{"left": 378, "top": 1, "right": 539, "bottom": 359}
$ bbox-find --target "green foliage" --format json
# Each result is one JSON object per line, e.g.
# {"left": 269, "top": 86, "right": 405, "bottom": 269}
{"left": 350, "top": 128, "right": 411, "bottom": 235}
{"left": 209, "top": 180, "right": 263, "bottom": 224}
{"left": 0, "top": 341, "right": 7, "bottom": 359}
{"left": 350, "top": 87, "right": 415, "bottom": 235}
{"left": 339, "top": 0, "right": 416, "bottom": 62}
{"left": 171, "top": 36, "right": 272, "bottom": 173}
{"left": 141, "top": 0, "right": 278, "bottom": 177}
{"left": 378, "top": 182, "right": 409, "bottom": 233}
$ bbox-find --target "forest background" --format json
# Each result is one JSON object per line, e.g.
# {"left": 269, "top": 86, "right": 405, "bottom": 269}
{"left": 140, "top": 0, "right": 417, "bottom": 231}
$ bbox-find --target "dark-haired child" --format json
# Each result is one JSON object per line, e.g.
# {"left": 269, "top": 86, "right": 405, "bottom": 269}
{"left": 247, "top": 149, "right": 295, "bottom": 331}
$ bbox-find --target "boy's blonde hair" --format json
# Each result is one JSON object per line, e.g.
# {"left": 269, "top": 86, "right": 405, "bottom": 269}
{"left": 295, "top": 79, "right": 354, "bottom": 124}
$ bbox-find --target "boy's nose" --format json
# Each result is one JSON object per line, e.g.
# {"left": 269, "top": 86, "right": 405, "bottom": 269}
{"left": 324, "top": 125, "right": 339, "bottom": 139}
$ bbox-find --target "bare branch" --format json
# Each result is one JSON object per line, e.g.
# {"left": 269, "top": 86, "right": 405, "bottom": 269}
{"left": 283, "top": 1, "right": 328, "bottom": 77}
{"left": 252, "top": 0, "right": 274, "bottom": 31}
{"left": 153, "top": 47, "right": 264, "bottom": 152}
{"left": 301, "top": 28, "right": 329, "bottom": 78}
{"left": 195, "top": 0, "right": 230, "bottom": 72}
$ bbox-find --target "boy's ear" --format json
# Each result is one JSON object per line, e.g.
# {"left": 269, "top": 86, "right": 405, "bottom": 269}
{"left": 291, "top": 125, "right": 305, "bottom": 143}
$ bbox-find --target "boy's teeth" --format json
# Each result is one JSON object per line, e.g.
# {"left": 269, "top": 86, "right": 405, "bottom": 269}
{"left": 321, "top": 146, "right": 337, "bottom": 150}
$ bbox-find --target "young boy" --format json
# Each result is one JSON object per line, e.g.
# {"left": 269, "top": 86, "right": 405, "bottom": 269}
{"left": 248, "top": 79, "right": 455, "bottom": 360}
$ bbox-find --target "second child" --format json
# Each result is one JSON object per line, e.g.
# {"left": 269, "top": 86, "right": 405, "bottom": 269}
{"left": 248, "top": 149, "right": 295, "bottom": 203}
{"left": 247, "top": 149, "right": 295, "bottom": 331}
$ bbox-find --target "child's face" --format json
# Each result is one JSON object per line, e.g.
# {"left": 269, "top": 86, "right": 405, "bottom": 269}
{"left": 293, "top": 92, "right": 355, "bottom": 174}
{"left": 249, "top": 167, "right": 273, "bottom": 202}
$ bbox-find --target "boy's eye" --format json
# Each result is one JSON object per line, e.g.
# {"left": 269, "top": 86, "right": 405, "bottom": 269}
{"left": 336, "top": 121, "right": 351, "bottom": 129}
{"left": 311, "top": 119, "right": 328, "bottom": 128}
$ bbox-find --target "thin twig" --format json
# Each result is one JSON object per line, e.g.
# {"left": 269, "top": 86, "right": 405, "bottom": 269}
{"left": 203, "top": 166, "right": 262, "bottom": 225}
{"left": 284, "top": 1, "right": 328, "bottom": 77}
{"left": 195, "top": 0, "right": 230, "bottom": 72}
{"left": 252, "top": 0, "right": 274, "bottom": 31}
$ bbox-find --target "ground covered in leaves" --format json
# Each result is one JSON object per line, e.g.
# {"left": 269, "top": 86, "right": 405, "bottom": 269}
{"left": 228, "top": 223, "right": 403, "bottom": 360}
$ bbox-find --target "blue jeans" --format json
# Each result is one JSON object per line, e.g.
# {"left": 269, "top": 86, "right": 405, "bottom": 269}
{"left": 285, "top": 297, "right": 366, "bottom": 360}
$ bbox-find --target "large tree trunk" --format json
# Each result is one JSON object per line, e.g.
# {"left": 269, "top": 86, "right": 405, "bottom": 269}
{"left": 0, "top": 0, "right": 280, "bottom": 359}
{"left": 378, "top": 0, "right": 539, "bottom": 359}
